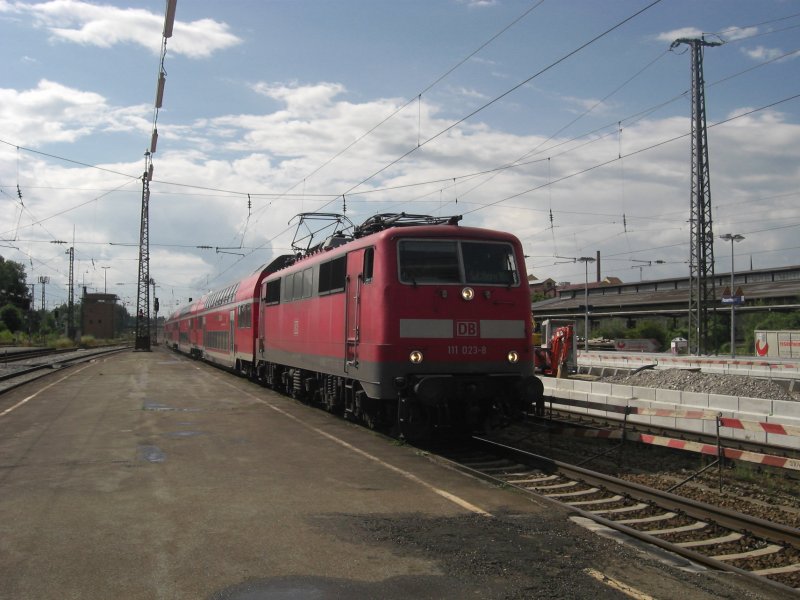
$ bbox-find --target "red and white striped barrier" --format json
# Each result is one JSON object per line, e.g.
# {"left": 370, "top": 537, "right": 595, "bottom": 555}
{"left": 635, "top": 433, "right": 800, "bottom": 471}
{"left": 544, "top": 395, "right": 800, "bottom": 470}
{"left": 718, "top": 417, "right": 800, "bottom": 438}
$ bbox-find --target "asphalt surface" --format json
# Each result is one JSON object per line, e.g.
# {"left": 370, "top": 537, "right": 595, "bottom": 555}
{"left": 0, "top": 349, "right": 794, "bottom": 599}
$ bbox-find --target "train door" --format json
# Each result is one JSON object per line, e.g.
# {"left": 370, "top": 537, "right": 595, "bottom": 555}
{"left": 229, "top": 309, "right": 235, "bottom": 356}
{"left": 258, "top": 282, "right": 267, "bottom": 357}
{"left": 344, "top": 249, "right": 365, "bottom": 371}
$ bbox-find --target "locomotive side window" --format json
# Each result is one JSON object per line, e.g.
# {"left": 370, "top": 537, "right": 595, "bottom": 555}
{"left": 462, "top": 242, "right": 519, "bottom": 285}
{"left": 363, "top": 248, "right": 374, "bottom": 283}
{"left": 319, "top": 255, "right": 346, "bottom": 295}
{"left": 291, "top": 272, "right": 303, "bottom": 300}
{"left": 302, "top": 267, "right": 313, "bottom": 298}
{"left": 399, "top": 241, "right": 460, "bottom": 283}
{"left": 281, "top": 275, "right": 292, "bottom": 302}
{"left": 265, "top": 279, "right": 281, "bottom": 305}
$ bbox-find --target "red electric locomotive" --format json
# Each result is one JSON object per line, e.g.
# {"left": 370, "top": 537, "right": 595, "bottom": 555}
{"left": 166, "top": 213, "right": 544, "bottom": 438}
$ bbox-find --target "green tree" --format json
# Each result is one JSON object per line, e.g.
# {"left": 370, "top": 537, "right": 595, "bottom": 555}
{"left": 0, "top": 256, "right": 30, "bottom": 310}
{"left": 741, "top": 305, "right": 800, "bottom": 353}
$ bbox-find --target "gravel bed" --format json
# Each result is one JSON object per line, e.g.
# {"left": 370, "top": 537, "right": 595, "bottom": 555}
{"left": 495, "top": 421, "right": 800, "bottom": 530}
{"left": 601, "top": 368, "right": 800, "bottom": 401}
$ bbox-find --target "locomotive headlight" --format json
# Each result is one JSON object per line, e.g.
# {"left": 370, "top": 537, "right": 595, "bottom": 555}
{"left": 461, "top": 287, "right": 475, "bottom": 301}
{"left": 507, "top": 350, "right": 519, "bottom": 364}
{"left": 409, "top": 350, "right": 424, "bottom": 364}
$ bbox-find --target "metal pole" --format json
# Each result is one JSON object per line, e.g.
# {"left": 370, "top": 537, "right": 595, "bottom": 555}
{"left": 729, "top": 238, "right": 735, "bottom": 357}
{"left": 584, "top": 261, "right": 589, "bottom": 351}
{"left": 578, "top": 256, "right": 595, "bottom": 351}
{"left": 719, "top": 233, "right": 744, "bottom": 357}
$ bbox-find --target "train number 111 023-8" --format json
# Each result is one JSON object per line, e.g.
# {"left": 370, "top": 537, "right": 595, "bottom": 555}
{"left": 447, "top": 345, "right": 487, "bottom": 355}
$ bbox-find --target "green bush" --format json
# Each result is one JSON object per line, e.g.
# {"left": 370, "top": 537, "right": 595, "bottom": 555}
{"left": 1, "top": 304, "right": 23, "bottom": 333}
{"left": 51, "top": 337, "right": 76, "bottom": 349}
{"left": 631, "top": 320, "right": 667, "bottom": 350}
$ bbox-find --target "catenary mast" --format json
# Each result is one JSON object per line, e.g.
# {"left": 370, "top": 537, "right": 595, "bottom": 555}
{"left": 671, "top": 36, "right": 721, "bottom": 355}
{"left": 135, "top": 0, "right": 177, "bottom": 351}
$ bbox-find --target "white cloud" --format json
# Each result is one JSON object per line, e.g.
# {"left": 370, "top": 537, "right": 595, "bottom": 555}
{"left": 720, "top": 25, "right": 757, "bottom": 41}
{"left": 560, "top": 95, "right": 615, "bottom": 115}
{"left": 655, "top": 27, "right": 703, "bottom": 43}
{"left": 0, "top": 79, "right": 149, "bottom": 145}
{"left": 458, "top": 0, "right": 498, "bottom": 8}
{"left": 741, "top": 45, "right": 789, "bottom": 62}
{"left": 0, "top": 0, "right": 241, "bottom": 58}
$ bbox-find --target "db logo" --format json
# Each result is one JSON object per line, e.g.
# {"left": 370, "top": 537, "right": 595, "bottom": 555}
{"left": 456, "top": 321, "right": 479, "bottom": 337}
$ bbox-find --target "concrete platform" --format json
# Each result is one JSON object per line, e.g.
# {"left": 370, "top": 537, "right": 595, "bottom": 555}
{"left": 0, "top": 350, "right": 793, "bottom": 599}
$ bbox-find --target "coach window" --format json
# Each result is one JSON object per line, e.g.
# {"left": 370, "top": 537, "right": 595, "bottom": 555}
{"left": 363, "top": 248, "right": 374, "bottom": 283}
{"left": 238, "top": 304, "right": 251, "bottom": 327}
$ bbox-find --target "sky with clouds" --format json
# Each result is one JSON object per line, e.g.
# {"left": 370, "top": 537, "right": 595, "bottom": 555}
{"left": 1, "top": 0, "right": 799, "bottom": 312}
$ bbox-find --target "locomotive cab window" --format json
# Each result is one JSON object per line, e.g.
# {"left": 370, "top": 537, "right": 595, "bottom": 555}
{"left": 399, "top": 240, "right": 460, "bottom": 283}
{"left": 462, "top": 241, "right": 519, "bottom": 285}
{"left": 398, "top": 239, "right": 519, "bottom": 286}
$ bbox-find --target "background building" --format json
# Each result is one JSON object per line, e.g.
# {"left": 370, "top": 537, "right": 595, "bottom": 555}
{"left": 81, "top": 291, "right": 117, "bottom": 339}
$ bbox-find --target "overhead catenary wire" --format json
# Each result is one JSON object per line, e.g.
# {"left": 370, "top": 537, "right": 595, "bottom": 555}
{"left": 2, "top": 39, "right": 794, "bottom": 220}
{"left": 254, "top": 0, "right": 547, "bottom": 212}
{"left": 320, "top": 0, "right": 665, "bottom": 207}
{"left": 198, "top": 0, "right": 668, "bottom": 289}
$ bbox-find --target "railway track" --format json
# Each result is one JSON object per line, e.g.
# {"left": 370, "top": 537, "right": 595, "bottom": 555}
{"left": 531, "top": 404, "right": 800, "bottom": 473}
{"left": 0, "top": 346, "right": 129, "bottom": 394}
{"left": 433, "top": 435, "right": 800, "bottom": 595}
{"left": 1, "top": 347, "right": 75, "bottom": 364}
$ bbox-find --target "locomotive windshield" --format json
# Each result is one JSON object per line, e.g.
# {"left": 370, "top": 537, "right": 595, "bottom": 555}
{"left": 398, "top": 240, "right": 519, "bottom": 285}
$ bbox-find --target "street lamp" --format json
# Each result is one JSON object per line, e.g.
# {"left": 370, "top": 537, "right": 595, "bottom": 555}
{"left": 577, "top": 256, "right": 596, "bottom": 351}
{"left": 101, "top": 266, "right": 111, "bottom": 294}
{"left": 719, "top": 233, "right": 745, "bottom": 357}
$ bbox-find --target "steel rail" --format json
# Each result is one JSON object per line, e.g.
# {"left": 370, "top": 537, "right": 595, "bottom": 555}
{"left": 0, "top": 346, "right": 129, "bottom": 391}
{"left": 473, "top": 435, "right": 799, "bottom": 545}
{"left": 430, "top": 435, "right": 800, "bottom": 597}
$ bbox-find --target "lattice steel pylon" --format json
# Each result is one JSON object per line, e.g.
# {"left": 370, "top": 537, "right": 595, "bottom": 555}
{"left": 671, "top": 37, "right": 721, "bottom": 355}
{"left": 66, "top": 246, "right": 75, "bottom": 340}
{"left": 134, "top": 153, "right": 152, "bottom": 351}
